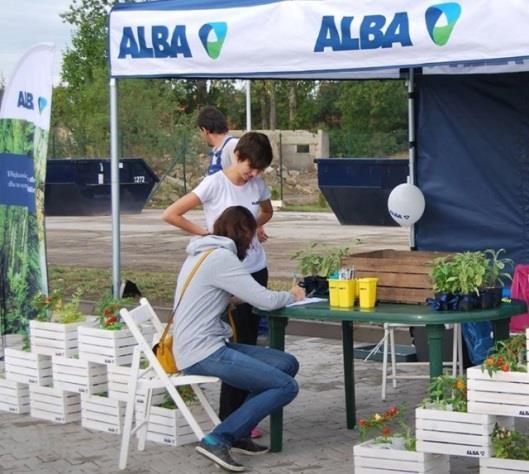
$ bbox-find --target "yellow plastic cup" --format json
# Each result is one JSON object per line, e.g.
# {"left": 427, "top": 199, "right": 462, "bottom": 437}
{"left": 358, "top": 277, "right": 378, "bottom": 309}
{"left": 328, "top": 279, "right": 340, "bottom": 307}
{"left": 352, "top": 278, "right": 359, "bottom": 305}
{"left": 337, "top": 280, "right": 355, "bottom": 308}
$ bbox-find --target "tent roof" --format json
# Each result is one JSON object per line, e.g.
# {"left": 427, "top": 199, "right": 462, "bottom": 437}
{"left": 109, "top": 0, "right": 529, "bottom": 79}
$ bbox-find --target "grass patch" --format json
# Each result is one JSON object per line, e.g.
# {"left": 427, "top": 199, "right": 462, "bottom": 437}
{"left": 49, "top": 265, "right": 291, "bottom": 306}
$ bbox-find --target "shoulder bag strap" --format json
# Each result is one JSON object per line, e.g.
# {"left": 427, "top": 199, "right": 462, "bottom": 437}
{"left": 158, "top": 248, "right": 215, "bottom": 340}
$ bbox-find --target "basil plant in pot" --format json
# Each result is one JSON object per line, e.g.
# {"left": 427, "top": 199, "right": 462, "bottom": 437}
{"left": 428, "top": 251, "right": 490, "bottom": 311}
{"left": 290, "top": 243, "right": 349, "bottom": 297}
{"left": 480, "top": 248, "right": 513, "bottom": 309}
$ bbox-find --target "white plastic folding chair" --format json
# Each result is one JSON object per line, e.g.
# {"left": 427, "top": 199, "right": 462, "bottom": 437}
{"left": 380, "top": 323, "right": 464, "bottom": 400}
{"left": 118, "top": 298, "right": 220, "bottom": 470}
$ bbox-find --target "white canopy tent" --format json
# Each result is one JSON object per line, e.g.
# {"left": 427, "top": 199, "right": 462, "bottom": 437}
{"left": 108, "top": 0, "right": 529, "bottom": 295}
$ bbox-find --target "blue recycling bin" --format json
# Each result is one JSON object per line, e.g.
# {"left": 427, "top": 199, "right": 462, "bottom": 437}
{"left": 315, "top": 158, "right": 409, "bottom": 226}
{"left": 45, "top": 158, "right": 159, "bottom": 216}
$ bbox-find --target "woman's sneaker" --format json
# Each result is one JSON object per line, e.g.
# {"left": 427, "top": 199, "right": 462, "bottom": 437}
{"left": 231, "top": 438, "right": 269, "bottom": 456}
{"left": 196, "top": 440, "right": 245, "bottom": 472}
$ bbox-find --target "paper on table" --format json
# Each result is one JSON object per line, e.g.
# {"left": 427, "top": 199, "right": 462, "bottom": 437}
{"left": 286, "top": 297, "right": 327, "bottom": 307}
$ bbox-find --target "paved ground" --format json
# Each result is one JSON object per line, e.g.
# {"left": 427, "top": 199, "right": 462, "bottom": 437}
{"left": 0, "top": 335, "right": 484, "bottom": 474}
{"left": 1, "top": 212, "right": 514, "bottom": 473}
{"left": 44, "top": 210, "right": 410, "bottom": 279}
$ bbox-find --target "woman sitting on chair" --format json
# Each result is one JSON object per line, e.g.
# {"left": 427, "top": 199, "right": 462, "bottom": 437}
{"left": 172, "top": 205, "right": 305, "bottom": 472}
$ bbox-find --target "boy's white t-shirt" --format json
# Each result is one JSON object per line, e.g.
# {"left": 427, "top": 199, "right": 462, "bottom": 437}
{"left": 192, "top": 171, "right": 271, "bottom": 273}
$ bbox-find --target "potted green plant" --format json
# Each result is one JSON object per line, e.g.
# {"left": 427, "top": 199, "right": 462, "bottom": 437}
{"left": 417, "top": 375, "right": 506, "bottom": 458}
{"left": 354, "top": 405, "right": 448, "bottom": 473}
{"left": 290, "top": 243, "right": 349, "bottom": 297}
{"left": 480, "top": 424, "right": 529, "bottom": 471}
{"left": 78, "top": 295, "right": 147, "bottom": 365}
{"left": 139, "top": 389, "right": 214, "bottom": 447}
{"left": 28, "top": 289, "right": 90, "bottom": 357}
{"left": 428, "top": 257, "right": 457, "bottom": 310}
{"left": 467, "top": 334, "right": 529, "bottom": 418}
{"left": 481, "top": 248, "right": 513, "bottom": 309}
{"left": 450, "top": 251, "right": 489, "bottom": 311}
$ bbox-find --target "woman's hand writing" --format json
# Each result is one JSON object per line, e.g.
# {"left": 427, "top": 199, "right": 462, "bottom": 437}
{"left": 290, "top": 286, "right": 306, "bottom": 301}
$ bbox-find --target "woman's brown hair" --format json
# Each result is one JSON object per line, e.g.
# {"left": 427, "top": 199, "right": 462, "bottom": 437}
{"left": 213, "top": 206, "right": 257, "bottom": 260}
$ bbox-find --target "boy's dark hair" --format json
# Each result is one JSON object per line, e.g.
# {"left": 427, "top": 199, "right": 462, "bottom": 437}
{"left": 197, "top": 106, "right": 229, "bottom": 134}
{"left": 213, "top": 206, "right": 257, "bottom": 260}
{"left": 234, "top": 132, "right": 273, "bottom": 171}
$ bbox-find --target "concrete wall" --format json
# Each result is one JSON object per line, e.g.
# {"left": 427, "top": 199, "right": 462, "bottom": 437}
{"left": 232, "top": 129, "right": 329, "bottom": 171}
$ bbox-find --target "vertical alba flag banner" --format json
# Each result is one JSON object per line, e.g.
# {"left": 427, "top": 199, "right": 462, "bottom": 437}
{"left": 0, "top": 43, "right": 54, "bottom": 335}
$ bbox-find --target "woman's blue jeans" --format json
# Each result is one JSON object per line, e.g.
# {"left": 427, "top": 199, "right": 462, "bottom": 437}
{"left": 183, "top": 342, "right": 299, "bottom": 447}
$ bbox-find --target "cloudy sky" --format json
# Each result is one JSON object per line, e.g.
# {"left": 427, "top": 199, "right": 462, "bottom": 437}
{"left": 0, "top": 0, "right": 73, "bottom": 84}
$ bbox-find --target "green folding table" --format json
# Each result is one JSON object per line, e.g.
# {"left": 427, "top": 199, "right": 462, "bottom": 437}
{"left": 257, "top": 300, "right": 526, "bottom": 452}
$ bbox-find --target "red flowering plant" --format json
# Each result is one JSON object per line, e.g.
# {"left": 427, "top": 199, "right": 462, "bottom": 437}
{"left": 95, "top": 295, "right": 133, "bottom": 330}
{"left": 482, "top": 334, "right": 527, "bottom": 376}
{"left": 31, "top": 289, "right": 84, "bottom": 324}
{"left": 358, "top": 404, "right": 415, "bottom": 451}
{"left": 421, "top": 375, "right": 467, "bottom": 412}
{"left": 31, "top": 289, "right": 63, "bottom": 322}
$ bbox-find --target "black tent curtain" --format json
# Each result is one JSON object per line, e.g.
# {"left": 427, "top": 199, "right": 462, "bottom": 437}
{"left": 415, "top": 72, "right": 529, "bottom": 265}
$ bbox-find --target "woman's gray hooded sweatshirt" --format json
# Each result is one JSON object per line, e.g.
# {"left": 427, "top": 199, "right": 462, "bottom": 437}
{"left": 172, "top": 235, "right": 294, "bottom": 370}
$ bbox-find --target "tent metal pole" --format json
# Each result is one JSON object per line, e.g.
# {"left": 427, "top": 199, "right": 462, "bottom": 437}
{"left": 110, "top": 78, "right": 121, "bottom": 298}
{"left": 408, "top": 68, "right": 416, "bottom": 248}
{"left": 246, "top": 80, "right": 252, "bottom": 131}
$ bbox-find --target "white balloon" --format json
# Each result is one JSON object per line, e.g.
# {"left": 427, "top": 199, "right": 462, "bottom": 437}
{"left": 387, "top": 183, "right": 425, "bottom": 227}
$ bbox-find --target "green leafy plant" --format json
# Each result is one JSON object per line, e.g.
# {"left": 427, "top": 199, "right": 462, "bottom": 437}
{"left": 291, "top": 243, "right": 349, "bottom": 277}
{"left": 94, "top": 295, "right": 134, "bottom": 330}
{"left": 482, "top": 334, "right": 527, "bottom": 376}
{"left": 30, "top": 288, "right": 85, "bottom": 324}
{"left": 421, "top": 375, "right": 467, "bottom": 412}
{"left": 446, "top": 251, "right": 488, "bottom": 295}
{"left": 484, "top": 248, "right": 514, "bottom": 288}
{"left": 358, "top": 404, "right": 416, "bottom": 451}
{"left": 429, "top": 257, "right": 457, "bottom": 294}
{"left": 31, "top": 289, "right": 63, "bottom": 322}
{"left": 159, "top": 387, "right": 197, "bottom": 408}
{"left": 492, "top": 424, "right": 529, "bottom": 460}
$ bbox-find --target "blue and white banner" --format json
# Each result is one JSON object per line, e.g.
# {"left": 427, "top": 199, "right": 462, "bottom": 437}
{"left": 0, "top": 43, "right": 54, "bottom": 334}
{"left": 0, "top": 43, "right": 54, "bottom": 130}
{"left": 109, "top": 0, "right": 529, "bottom": 78}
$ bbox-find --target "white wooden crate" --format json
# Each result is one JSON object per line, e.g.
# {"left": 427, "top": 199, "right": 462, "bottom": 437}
{"left": 416, "top": 408, "right": 496, "bottom": 457}
{"left": 29, "top": 385, "right": 81, "bottom": 424}
{"left": 468, "top": 366, "right": 529, "bottom": 418}
{"left": 52, "top": 356, "right": 107, "bottom": 395}
{"left": 4, "top": 348, "right": 52, "bottom": 386}
{"left": 30, "top": 319, "right": 95, "bottom": 357}
{"left": 480, "top": 456, "right": 529, "bottom": 473}
{"left": 353, "top": 440, "right": 450, "bottom": 473}
{"left": 107, "top": 365, "right": 165, "bottom": 405}
{"left": 0, "top": 378, "right": 30, "bottom": 414}
{"left": 81, "top": 394, "right": 125, "bottom": 434}
{"left": 136, "top": 404, "right": 214, "bottom": 447}
{"left": 78, "top": 325, "right": 154, "bottom": 366}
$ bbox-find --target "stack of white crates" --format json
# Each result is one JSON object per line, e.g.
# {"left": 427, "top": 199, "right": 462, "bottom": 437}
{"left": 0, "top": 317, "right": 156, "bottom": 437}
{"left": 353, "top": 329, "right": 529, "bottom": 473}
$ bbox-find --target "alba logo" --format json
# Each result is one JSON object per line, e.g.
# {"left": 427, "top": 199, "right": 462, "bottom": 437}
{"left": 199, "top": 22, "right": 227, "bottom": 59}
{"left": 17, "top": 91, "right": 48, "bottom": 114}
{"left": 425, "top": 3, "right": 461, "bottom": 46}
{"left": 38, "top": 97, "right": 48, "bottom": 114}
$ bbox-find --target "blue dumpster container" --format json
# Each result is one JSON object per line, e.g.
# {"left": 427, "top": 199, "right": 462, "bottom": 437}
{"left": 45, "top": 158, "right": 159, "bottom": 216}
{"left": 315, "top": 158, "right": 409, "bottom": 226}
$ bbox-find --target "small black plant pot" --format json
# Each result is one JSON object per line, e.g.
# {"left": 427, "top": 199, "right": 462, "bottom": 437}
{"left": 458, "top": 293, "right": 478, "bottom": 311}
{"left": 426, "top": 292, "right": 453, "bottom": 311}
{"left": 491, "top": 287, "right": 503, "bottom": 308}
{"left": 479, "top": 287, "right": 503, "bottom": 309}
{"left": 300, "top": 276, "right": 329, "bottom": 298}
